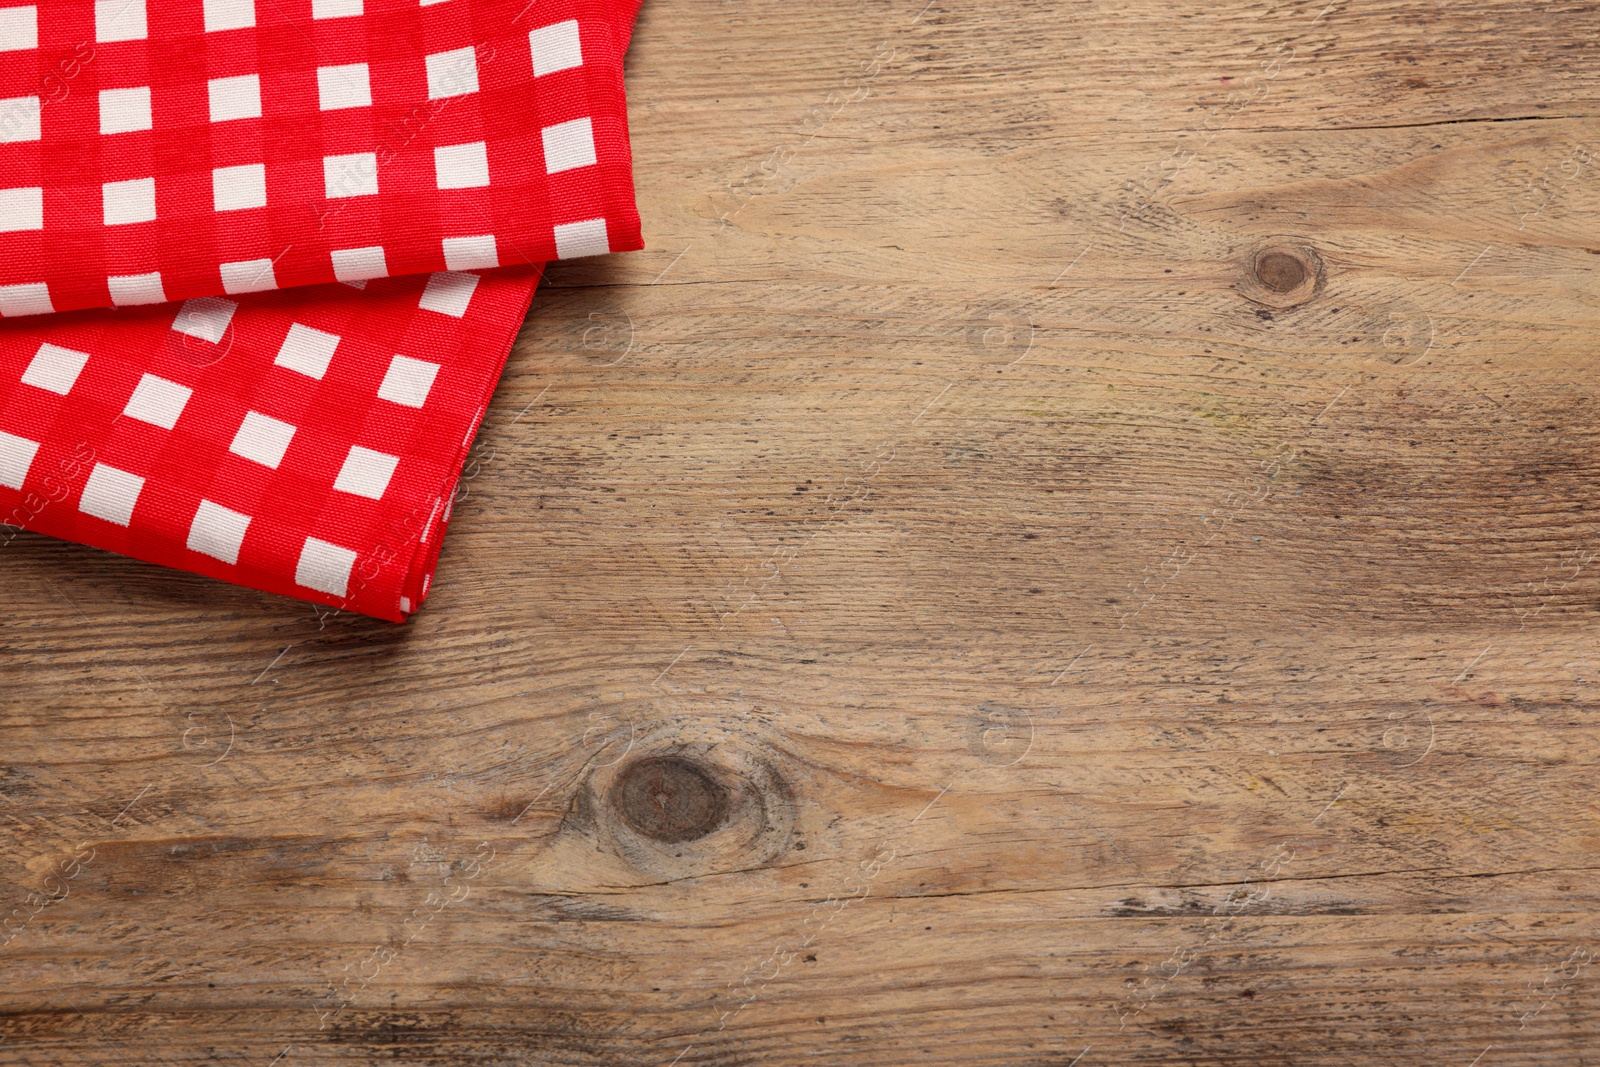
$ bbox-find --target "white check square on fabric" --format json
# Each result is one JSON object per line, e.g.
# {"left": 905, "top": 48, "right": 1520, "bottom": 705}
{"left": 21, "top": 342, "right": 89, "bottom": 395}
{"left": 333, "top": 445, "right": 399, "bottom": 499}
{"left": 377, "top": 355, "right": 440, "bottom": 408}
{"left": 331, "top": 246, "right": 387, "bottom": 282}
{"left": 318, "top": 64, "right": 371, "bottom": 110}
{"left": 95, "top": 0, "right": 146, "bottom": 42}
{"left": 297, "top": 537, "right": 357, "bottom": 596}
{"left": 418, "top": 271, "right": 478, "bottom": 317}
{"left": 0, "top": 6, "right": 37, "bottom": 51}
{"left": 0, "top": 283, "right": 53, "bottom": 316}
{"left": 0, "top": 96, "right": 40, "bottom": 142}
{"left": 553, "top": 218, "right": 608, "bottom": 259}
{"left": 123, "top": 374, "right": 192, "bottom": 430}
{"left": 100, "top": 87, "right": 152, "bottom": 135}
{"left": 434, "top": 142, "right": 489, "bottom": 189}
{"left": 542, "top": 117, "right": 596, "bottom": 174}
{"left": 275, "top": 322, "right": 340, "bottom": 379}
{"left": 188, "top": 499, "right": 251, "bottom": 564}
{"left": 80, "top": 463, "right": 144, "bottom": 526}
{"left": 530, "top": 20, "right": 582, "bottom": 77}
{"left": 220, "top": 258, "right": 277, "bottom": 294}
{"left": 209, "top": 75, "right": 262, "bottom": 122}
{"left": 229, "top": 410, "right": 296, "bottom": 468}
{"left": 312, "top": 0, "right": 360, "bottom": 15}
{"left": 203, "top": 0, "right": 254, "bottom": 32}
{"left": 324, "top": 153, "right": 378, "bottom": 199}
{"left": 108, "top": 272, "right": 166, "bottom": 305}
{"left": 0, "top": 428, "right": 39, "bottom": 490}
{"left": 425, "top": 47, "right": 479, "bottom": 99}
{"left": 0, "top": 187, "right": 42, "bottom": 232}
{"left": 214, "top": 164, "right": 267, "bottom": 211}
{"left": 102, "top": 177, "right": 156, "bottom": 226}
{"left": 442, "top": 235, "right": 496, "bottom": 271}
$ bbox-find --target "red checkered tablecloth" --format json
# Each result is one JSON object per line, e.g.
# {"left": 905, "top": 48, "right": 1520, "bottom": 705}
{"left": 0, "top": 0, "right": 645, "bottom": 620}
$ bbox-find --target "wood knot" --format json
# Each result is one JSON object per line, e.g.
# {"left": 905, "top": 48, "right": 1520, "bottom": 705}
{"left": 561, "top": 718, "right": 799, "bottom": 878}
{"left": 1254, "top": 251, "right": 1306, "bottom": 293}
{"left": 610, "top": 756, "right": 730, "bottom": 843}
{"left": 1240, "top": 237, "right": 1323, "bottom": 309}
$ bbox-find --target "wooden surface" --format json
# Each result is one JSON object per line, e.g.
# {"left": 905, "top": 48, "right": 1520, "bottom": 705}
{"left": 5, "top": 0, "right": 1600, "bottom": 1063}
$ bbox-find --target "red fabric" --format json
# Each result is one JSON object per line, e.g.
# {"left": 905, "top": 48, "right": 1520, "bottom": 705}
{"left": 0, "top": 0, "right": 644, "bottom": 621}
{"left": 0, "top": 0, "right": 641, "bottom": 314}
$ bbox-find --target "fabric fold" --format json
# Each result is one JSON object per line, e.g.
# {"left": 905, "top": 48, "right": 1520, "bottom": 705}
{"left": 0, "top": 0, "right": 646, "bottom": 620}
{"left": 0, "top": 0, "right": 641, "bottom": 314}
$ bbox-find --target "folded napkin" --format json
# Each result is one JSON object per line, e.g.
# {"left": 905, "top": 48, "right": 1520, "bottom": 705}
{"left": 0, "top": 0, "right": 644, "bottom": 620}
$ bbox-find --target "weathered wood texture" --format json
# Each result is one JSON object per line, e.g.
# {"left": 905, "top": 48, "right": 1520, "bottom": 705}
{"left": 4, "top": 0, "right": 1600, "bottom": 1063}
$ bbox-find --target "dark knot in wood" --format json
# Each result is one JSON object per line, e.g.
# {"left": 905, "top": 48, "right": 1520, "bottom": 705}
{"left": 1254, "top": 250, "right": 1307, "bottom": 293}
{"left": 610, "top": 756, "right": 731, "bottom": 843}
{"left": 1241, "top": 237, "right": 1323, "bottom": 310}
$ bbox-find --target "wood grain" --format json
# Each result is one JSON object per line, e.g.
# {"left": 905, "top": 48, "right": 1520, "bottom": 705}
{"left": 4, "top": 0, "right": 1600, "bottom": 1064}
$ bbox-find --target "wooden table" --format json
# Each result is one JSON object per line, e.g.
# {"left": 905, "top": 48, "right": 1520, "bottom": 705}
{"left": 4, "top": 1, "right": 1599, "bottom": 1063}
